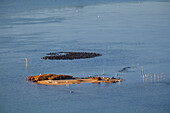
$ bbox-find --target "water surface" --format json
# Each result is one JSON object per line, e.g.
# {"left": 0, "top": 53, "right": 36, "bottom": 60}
{"left": 0, "top": 0, "right": 170, "bottom": 113}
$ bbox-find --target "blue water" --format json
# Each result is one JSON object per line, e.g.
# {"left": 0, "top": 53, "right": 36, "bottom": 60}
{"left": 0, "top": 0, "right": 170, "bottom": 113}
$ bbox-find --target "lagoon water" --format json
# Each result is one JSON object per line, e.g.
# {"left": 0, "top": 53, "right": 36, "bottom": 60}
{"left": 0, "top": 0, "right": 170, "bottom": 113}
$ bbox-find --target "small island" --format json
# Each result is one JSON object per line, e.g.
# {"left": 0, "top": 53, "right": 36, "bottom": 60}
{"left": 42, "top": 52, "right": 102, "bottom": 60}
{"left": 27, "top": 74, "right": 123, "bottom": 85}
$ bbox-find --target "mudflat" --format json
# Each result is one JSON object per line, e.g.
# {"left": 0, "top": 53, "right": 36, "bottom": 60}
{"left": 27, "top": 74, "right": 123, "bottom": 85}
{"left": 42, "top": 52, "right": 102, "bottom": 60}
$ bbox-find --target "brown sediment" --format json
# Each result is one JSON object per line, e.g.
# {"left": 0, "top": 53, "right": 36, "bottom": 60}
{"left": 42, "top": 52, "right": 102, "bottom": 60}
{"left": 27, "top": 74, "right": 123, "bottom": 85}
{"left": 27, "top": 74, "right": 74, "bottom": 82}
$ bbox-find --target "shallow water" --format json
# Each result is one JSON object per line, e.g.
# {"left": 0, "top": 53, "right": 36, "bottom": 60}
{"left": 0, "top": 0, "right": 170, "bottom": 113}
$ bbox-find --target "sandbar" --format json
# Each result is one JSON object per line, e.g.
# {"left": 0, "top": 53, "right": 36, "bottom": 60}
{"left": 27, "top": 74, "right": 123, "bottom": 85}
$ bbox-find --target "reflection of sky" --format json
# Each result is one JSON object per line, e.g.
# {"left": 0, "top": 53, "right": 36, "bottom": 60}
{"left": 1, "top": 1, "right": 170, "bottom": 42}
{"left": 1, "top": 0, "right": 170, "bottom": 15}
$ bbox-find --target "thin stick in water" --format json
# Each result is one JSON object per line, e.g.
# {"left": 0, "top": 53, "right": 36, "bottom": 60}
{"left": 157, "top": 74, "right": 159, "bottom": 82}
{"left": 154, "top": 73, "right": 156, "bottom": 83}
{"left": 25, "top": 58, "right": 28, "bottom": 70}
{"left": 151, "top": 74, "right": 152, "bottom": 83}
{"left": 163, "top": 72, "right": 165, "bottom": 80}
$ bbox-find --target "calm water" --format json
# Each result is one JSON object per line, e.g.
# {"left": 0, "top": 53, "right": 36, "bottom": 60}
{"left": 0, "top": 0, "right": 170, "bottom": 113}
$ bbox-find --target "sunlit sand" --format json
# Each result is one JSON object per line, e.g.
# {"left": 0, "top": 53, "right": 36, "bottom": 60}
{"left": 28, "top": 74, "right": 123, "bottom": 85}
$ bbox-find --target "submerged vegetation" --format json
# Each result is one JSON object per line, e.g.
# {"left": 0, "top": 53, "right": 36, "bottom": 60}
{"left": 42, "top": 52, "right": 102, "bottom": 60}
